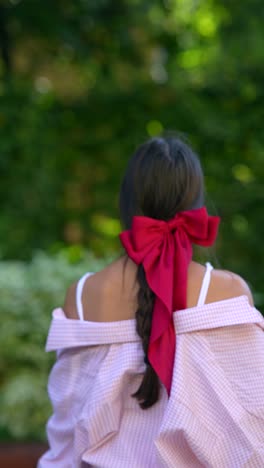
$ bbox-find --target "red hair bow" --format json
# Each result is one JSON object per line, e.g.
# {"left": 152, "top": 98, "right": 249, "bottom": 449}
{"left": 119, "top": 206, "right": 220, "bottom": 395}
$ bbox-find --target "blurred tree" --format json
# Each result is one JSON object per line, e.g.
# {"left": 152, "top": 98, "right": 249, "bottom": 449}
{"left": 0, "top": 0, "right": 263, "bottom": 307}
{"left": 0, "top": 4, "right": 11, "bottom": 76}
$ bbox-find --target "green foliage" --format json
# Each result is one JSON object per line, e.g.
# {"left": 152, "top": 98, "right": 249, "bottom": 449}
{"left": 0, "top": 0, "right": 263, "bottom": 267}
{"left": 0, "top": 249, "right": 109, "bottom": 440}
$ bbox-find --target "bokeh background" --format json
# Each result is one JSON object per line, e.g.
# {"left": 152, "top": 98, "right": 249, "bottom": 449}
{"left": 0, "top": 0, "right": 264, "bottom": 445}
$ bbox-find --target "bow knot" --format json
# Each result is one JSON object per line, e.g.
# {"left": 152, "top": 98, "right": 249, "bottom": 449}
{"left": 120, "top": 206, "right": 220, "bottom": 395}
{"left": 168, "top": 217, "right": 183, "bottom": 231}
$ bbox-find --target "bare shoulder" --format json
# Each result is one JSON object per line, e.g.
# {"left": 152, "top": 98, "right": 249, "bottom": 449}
{"left": 63, "top": 256, "right": 138, "bottom": 320}
{"left": 209, "top": 268, "right": 254, "bottom": 306}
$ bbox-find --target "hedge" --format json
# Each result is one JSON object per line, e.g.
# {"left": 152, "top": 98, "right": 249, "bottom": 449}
{"left": 0, "top": 248, "right": 109, "bottom": 441}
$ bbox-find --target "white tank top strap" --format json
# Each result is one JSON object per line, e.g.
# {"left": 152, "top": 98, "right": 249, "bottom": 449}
{"left": 76, "top": 272, "right": 92, "bottom": 321}
{"left": 196, "top": 262, "right": 213, "bottom": 307}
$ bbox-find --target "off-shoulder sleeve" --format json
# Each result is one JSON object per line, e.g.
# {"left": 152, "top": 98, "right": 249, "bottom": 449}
{"left": 155, "top": 297, "right": 264, "bottom": 467}
{"left": 38, "top": 352, "right": 76, "bottom": 467}
{"left": 38, "top": 309, "right": 143, "bottom": 467}
{"left": 38, "top": 344, "right": 110, "bottom": 467}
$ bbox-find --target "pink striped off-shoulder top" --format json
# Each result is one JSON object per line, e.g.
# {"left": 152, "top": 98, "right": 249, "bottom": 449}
{"left": 38, "top": 263, "right": 264, "bottom": 467}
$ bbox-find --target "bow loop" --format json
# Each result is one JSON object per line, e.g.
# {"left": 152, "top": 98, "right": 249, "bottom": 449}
{"left": 120, "top": 206, "right": 220, "bottom": 394}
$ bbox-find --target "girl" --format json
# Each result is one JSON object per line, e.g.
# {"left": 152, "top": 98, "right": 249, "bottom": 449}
{"left": 38, "top": 136, "right": 264, "bottom": 467}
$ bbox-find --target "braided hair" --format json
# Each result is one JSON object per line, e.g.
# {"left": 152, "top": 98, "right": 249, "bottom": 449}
{"left": 132, "top": 264, "right": 159, "bottom": 409}
{"left": 119, "top": 135, "right": 204, "bottom": 408}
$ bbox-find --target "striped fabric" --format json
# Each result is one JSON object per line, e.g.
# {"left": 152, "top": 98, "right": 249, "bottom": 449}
{"left": 38, "top": 296, "right": 264, "bottom": 467}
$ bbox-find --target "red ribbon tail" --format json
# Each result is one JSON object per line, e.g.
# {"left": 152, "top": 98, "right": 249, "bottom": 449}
{"left": 148, "top": 312, "right": 176, "bottom": 395}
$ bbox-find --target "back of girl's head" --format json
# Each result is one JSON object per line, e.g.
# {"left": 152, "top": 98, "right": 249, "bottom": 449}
{"left": 119, "top": 135, "right": 204, "bottom": 229}
{"left": 119, "top": 135, "right": 205, "bottom": 410}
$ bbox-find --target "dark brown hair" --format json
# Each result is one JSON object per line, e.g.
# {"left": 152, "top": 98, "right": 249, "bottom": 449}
{"left": 119, "top": 135, "right": 204, "bottom": 409}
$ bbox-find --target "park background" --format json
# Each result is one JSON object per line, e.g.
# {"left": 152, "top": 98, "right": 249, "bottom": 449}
{"left": 0, "top": 0, "right": 264, "bottom": 450}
